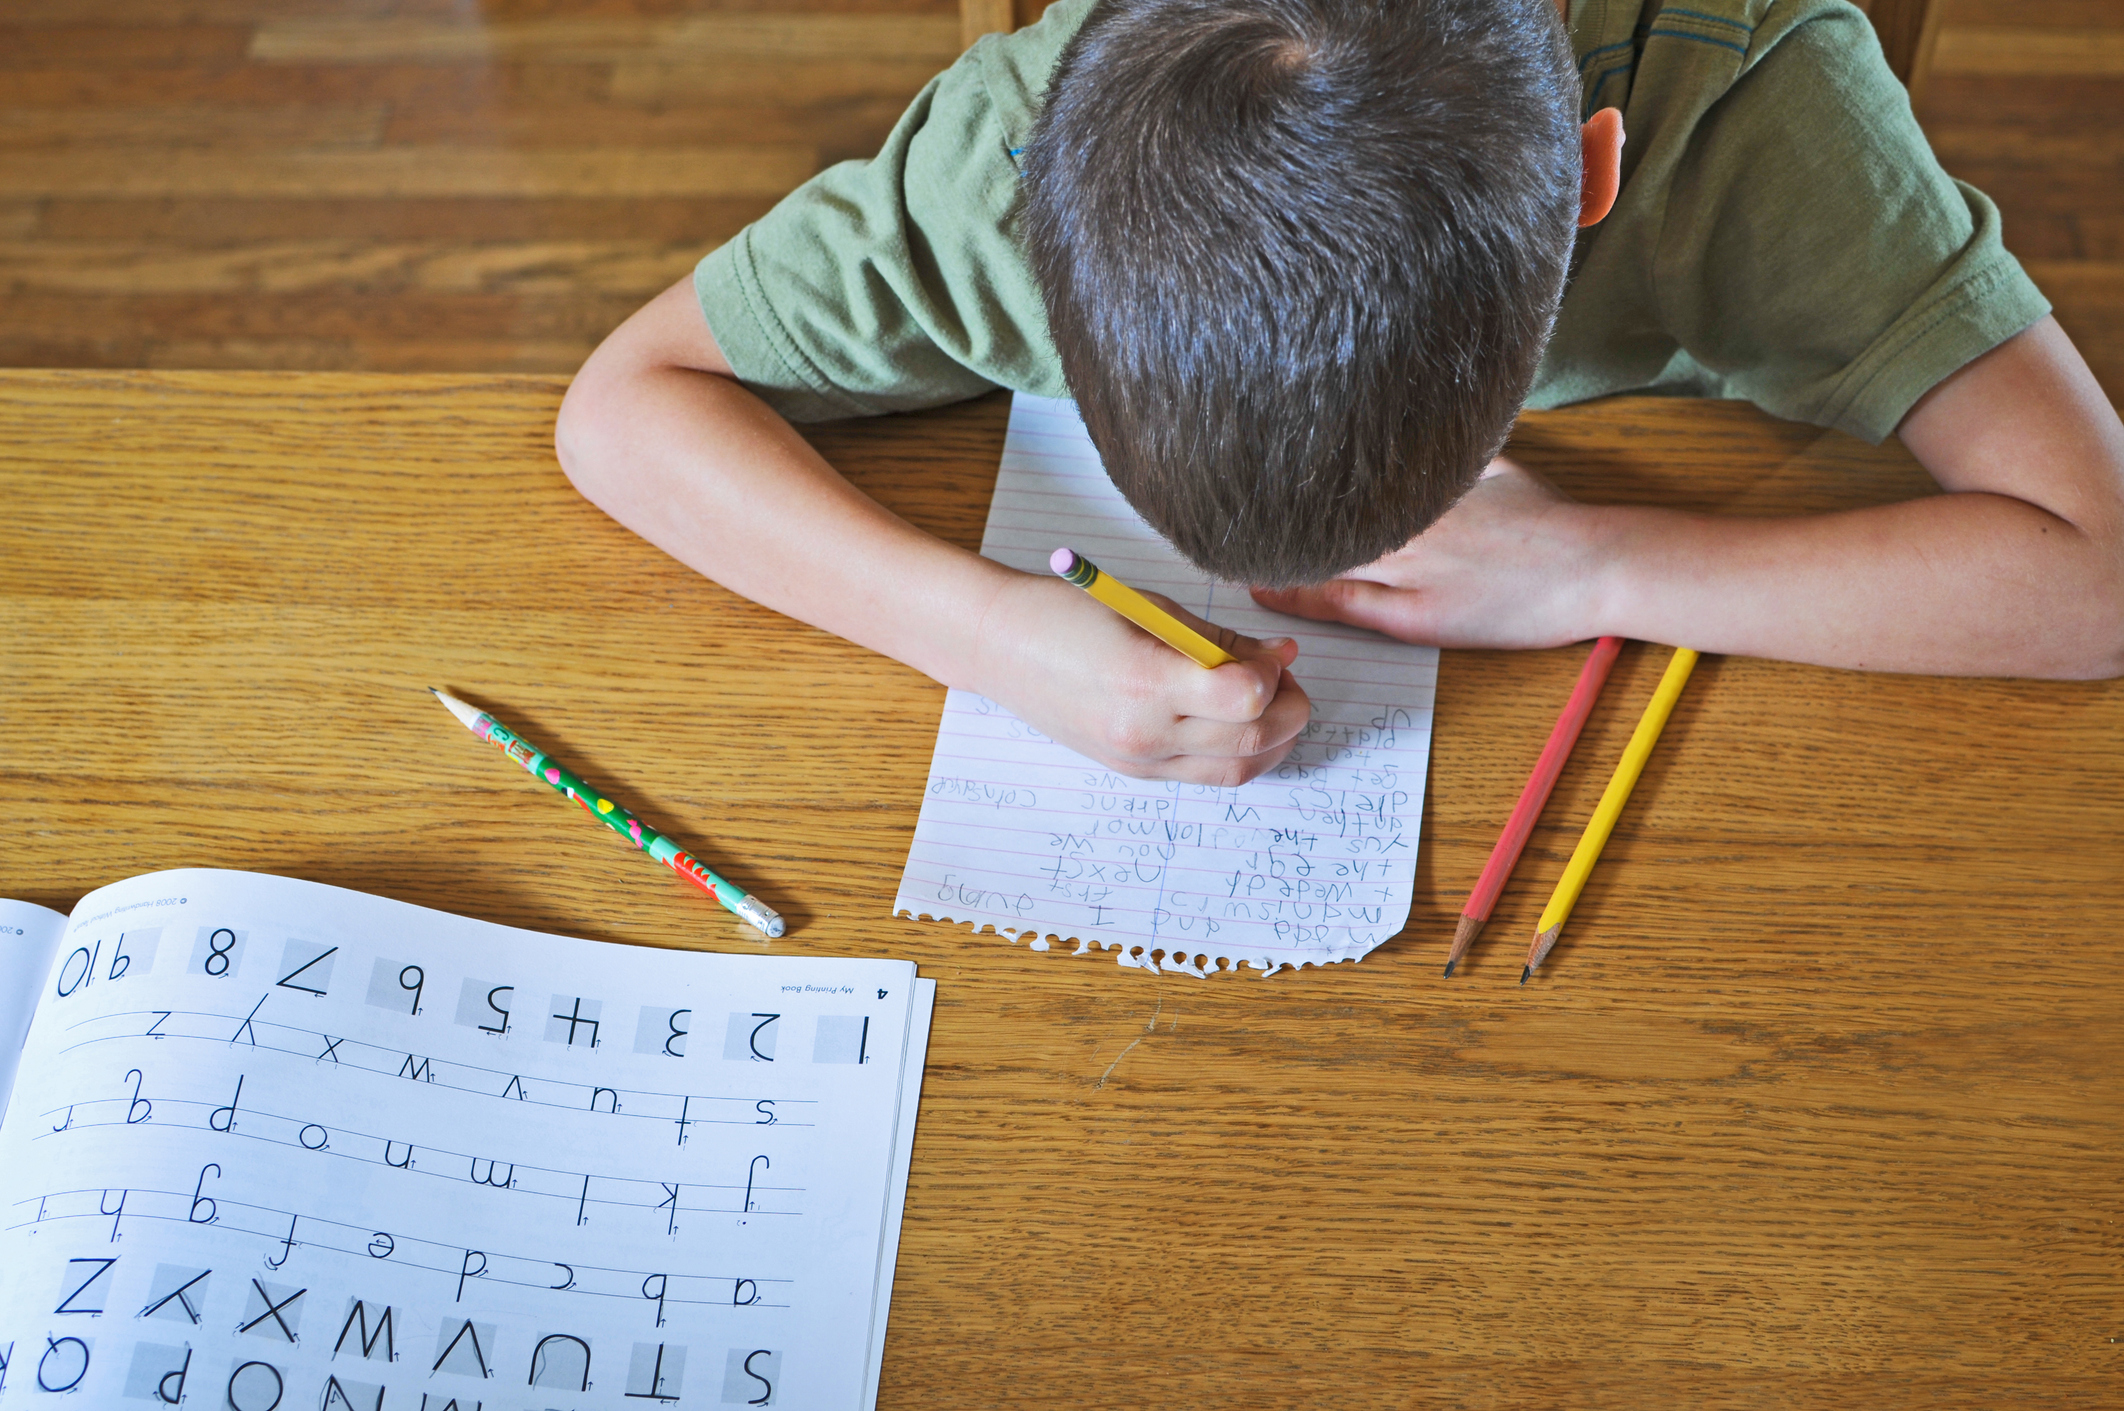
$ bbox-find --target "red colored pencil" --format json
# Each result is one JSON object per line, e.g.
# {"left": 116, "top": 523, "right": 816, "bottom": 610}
{"left": 1443, "top": 636, "right": 1624, "bottom": 977}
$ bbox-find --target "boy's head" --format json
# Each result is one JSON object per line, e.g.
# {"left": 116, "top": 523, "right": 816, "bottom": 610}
{"left": 1024, "top": 0, "right": 1584, "bottom": 588}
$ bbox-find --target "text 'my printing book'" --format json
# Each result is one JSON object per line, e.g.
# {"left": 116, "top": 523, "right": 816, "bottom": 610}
{"left": 0, "top": 869, "right": 932, "bottom": 1410}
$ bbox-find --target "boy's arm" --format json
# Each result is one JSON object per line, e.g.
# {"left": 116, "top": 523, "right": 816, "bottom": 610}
{"left": 1256, "top": 317, "right": 2124, "bottom": 679}
{"left": 555, "top": 278, "right": 1312, "bottom": 783}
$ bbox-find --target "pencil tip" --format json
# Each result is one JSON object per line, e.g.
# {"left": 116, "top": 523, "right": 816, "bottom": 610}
{"left": 1444, "top": 913, "right": 1483, "bottom": 975}
{"left": 1526, "top": 925, "right": 1563, "bottom": 979}
{"left": 1519, "top": 965, "right": 1530, "bottom": 985}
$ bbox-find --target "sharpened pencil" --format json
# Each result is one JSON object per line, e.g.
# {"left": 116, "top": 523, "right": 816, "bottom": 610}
{"left": 1444, "top": 636, "right": 1622, "bottom": 977}
{"left": 1522, "top": 646, "right": 1699, "bottom": 983}
{"left": 430, "top": 687, "right": 784, "bottom": 939}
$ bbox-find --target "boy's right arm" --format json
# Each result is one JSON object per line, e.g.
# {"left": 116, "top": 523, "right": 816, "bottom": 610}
{"left": 555, "top": 278, "right": 1311, "bottom": 786}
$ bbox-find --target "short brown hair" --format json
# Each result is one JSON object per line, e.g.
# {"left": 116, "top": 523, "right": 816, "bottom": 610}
{"left": 1023, "top": 0, "right": 1582, "bottom": 587}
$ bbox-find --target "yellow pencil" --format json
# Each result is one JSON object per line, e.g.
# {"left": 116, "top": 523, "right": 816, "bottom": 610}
{"left": 1049, "top": 547, "right": 1237, "bottom": 668}
{"left": 1522, "top": 646, "right": 1699, "bottom": 983}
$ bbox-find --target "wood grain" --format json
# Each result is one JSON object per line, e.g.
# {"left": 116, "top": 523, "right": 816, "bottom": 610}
{"left": 0, "top": 59, "right": 621, "bottom": 109}
{"left": 0, "top": 0, "right": 2115, "bottom": 384}
{"left": 960, "top": 0, "right": 1013, "bottom": 51}
{"left": 0, "top": 24, "right": 253, "bottom": 67}
{"left": 605, "top": 56, "right": 958, "bottom": 105}
{"left": 378, "top": 97, "right": 914, "bottom": 152}
{"left": 0, "top": 104, "right": 390, "bottom": 150}
{"left": 3, "top": 372, "right": 2119, "bottom": 1407}
{"left": 1932, "top": 26, "right": 2124, "bottom": 74}
{"left": 0, "top": 239, "right": 710, "bottom": 294}
{"left": 33, "top": 196, "right": 773, "bottom": 244}
{"left": 1851, "top": 0, "right": 1943, "bottom": 93}
{"left": 0, "top": 291, "right": 644, "bottom": 370}
{"left": 7, "top": 0, "right": 956, "bottom": 18}
{"left": 1940, "top": 0, "right": 2124, "bottom": 23}
{"left": 1910, "top": 9, "right": 2124, "bottom": 397}
{"left": 2024, "top": 260, "right": 2124, "bottom": 404}
{"left": 1926, "top": 126, "right": 2124, "bottom": 167}
{"left": 0, "top": 145, "right": 817, "bottom": 199}
{"left": 248, "top": 15, "right": 962, "bottom": 63}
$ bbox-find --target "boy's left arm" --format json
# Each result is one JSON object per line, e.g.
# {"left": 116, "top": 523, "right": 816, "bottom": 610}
{"left": 1256, "top": 316, "right": 2124, "bottom": 679}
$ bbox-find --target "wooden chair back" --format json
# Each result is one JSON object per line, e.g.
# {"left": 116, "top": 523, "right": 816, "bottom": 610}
{"left": 1855, "top": 0, "right": 1944, "bottom": 102}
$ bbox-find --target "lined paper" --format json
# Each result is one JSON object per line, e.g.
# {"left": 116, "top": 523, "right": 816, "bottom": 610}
{"left": 893, "top": 395, "right": 1437, "bottom": 976}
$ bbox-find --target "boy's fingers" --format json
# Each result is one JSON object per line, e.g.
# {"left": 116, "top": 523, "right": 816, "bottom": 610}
{"left": 1163, "top": 733, "right": 1304, "bottom": 788}
{"left": 1251, "top": 581, "right": 1429, "bottom": 641}
{"left": 1249, "top": 583, "right": 1341, "bottom": 621}
{"left": 1178, "top": 654, "right": 1287, "bottom": 723}
{"left": 1171, "top": 670, "right": 1312, "bottom": 757}
{"left": 1138, "top": 590, "right": 1302, "bottom": 667}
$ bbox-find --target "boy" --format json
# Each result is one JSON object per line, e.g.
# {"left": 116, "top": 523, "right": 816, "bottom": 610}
{"left": 555, "top": 0, "right": 2124, "bottom": 787}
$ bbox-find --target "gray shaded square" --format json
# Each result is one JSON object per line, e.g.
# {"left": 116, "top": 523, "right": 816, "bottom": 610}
{"left": 55, "top": 1255, "right": 116, "bottom": 1315}
{"left": 274, "top": 938, "right": 337, "bottom": 995}
{"left": 723, "top": 1012, "right": 778, "bottom": 1062}
{"left": 636, "top": 1005, "right": 692, "bottom": 1056}
{"left": 529, "top": 1332, "right": 594, "bottom": 1390}
{"left": 240, "top": 1280, "right": 306, "bottom": 1341}
{"left": 318, "top": 1373, "right": 385, "bottom": 1409}
{"left": 334, "top": 1297, "right": 397, "bottom": 1362}
{"left": 628, "top": 1341, "right": 687, "bottom": 1398}
{"left": 544, "top": 994, "right": 604, "bottom": 1047}
{"left": 123, "top": 1342, "right": 191, "bottom": 1401}
{"left": 432, "top": 1318, "right": 498, "bottom": 1379}
{"left": 721, "top": 1348, "right": 780, "bottom": 1405}
{"left": 364, "top": 958, "right": 426, "bottom": 1015}
{"left": 188, "top": 925, "right": 247, "bottom": 978}
{"left": 139, "top": 1264, "right": 211, "bottom": 1324}
{"left": 109, "top": 927, "right": 160, "bottom": 982}
{"left": 224, "top": 1357, "right": 283, "bottom": 1406}
{"left": 454, "top": 977, "right": 515, "bottom": 1034}
{"left": 33, "top": 1336, "right": 90, "bottom": 1393}
{"left": 812, "top": 1015, "right": 869, "bottom": 1065}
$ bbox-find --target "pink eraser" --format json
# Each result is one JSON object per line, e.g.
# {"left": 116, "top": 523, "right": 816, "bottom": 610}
{"left": 1049, "top": 547, "right": 1077, "bottom": 576}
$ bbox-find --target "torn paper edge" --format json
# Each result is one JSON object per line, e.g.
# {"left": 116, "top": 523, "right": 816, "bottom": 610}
{"left": 892, "top": 905, "right": 1376, "bottom": 979}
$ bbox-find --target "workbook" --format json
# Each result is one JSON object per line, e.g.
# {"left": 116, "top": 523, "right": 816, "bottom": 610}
{"left": 894, "top": 395, "right": 1437, "bottom": 976}
{"left": 0, "top": 870, "right": 932, "bottom": 1410}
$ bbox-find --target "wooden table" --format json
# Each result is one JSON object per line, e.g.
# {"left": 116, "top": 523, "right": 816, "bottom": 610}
{"left": 3, "top": 371, "right": 2117, "bottom": 1406}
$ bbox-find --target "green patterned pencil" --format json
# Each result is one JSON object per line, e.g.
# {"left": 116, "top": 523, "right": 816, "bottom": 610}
{"left": 430, "top": 687, "right": 784, "bottom": 938}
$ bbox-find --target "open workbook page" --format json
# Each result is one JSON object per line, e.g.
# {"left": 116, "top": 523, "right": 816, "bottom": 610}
{"left": 0, "top": 869, "right": 931, "bottom": 1409}
{"left": 0, "top": 899, "right": 67, "bottom": 1127}
{"left": 895, "top": 395, "right": 1437, "bottom": 976}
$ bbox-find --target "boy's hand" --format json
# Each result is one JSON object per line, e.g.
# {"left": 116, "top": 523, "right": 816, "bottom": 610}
{"left": 973, "top": 574, "right": 1311, "bottom": 786}
{"left": 1251, "top": 457, "right": 1604, "bottom": 649}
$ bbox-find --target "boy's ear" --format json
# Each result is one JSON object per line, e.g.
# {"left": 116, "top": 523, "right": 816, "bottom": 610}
{"left": 1579, "top": 107, "right": 1625, "bottom": 228}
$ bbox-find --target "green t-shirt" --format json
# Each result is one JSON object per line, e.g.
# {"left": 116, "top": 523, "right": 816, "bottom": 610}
{"left": 697, "top": 0, "right": 2049, "bottom": 444}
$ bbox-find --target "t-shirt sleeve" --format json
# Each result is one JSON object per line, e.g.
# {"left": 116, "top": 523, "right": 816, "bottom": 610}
{"left": 1653, "top": 7, "right": 2050, "bottom": 442}
{"left": 693, "top": 29, "right": 1067, "bottom": 423}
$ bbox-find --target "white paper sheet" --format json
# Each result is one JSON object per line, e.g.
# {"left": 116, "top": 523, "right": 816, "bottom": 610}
{"left": 0, "top": 869, "right": 927, "bottom": 1409}
{"left": 894, "top": 395, "right": 1437, "bottom": 976}
{"left": 0, "top": 898, "right": 68, "bottom": 1129}
{"left": 861, "top": 977, "right": 932, "bottom": 1411}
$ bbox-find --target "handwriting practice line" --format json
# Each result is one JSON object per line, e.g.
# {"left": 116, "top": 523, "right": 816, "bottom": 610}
{"left": 10, "top": 1186, "right": 792, "bottom": 1311}
{"left": 36, "top": 1096, "right": 802, "bottom": 1218}
{"left": 58, "top": 1005, "right": 817, "bottom": 1128}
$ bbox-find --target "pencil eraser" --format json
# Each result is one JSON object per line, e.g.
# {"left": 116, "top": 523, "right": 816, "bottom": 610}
{"left": 1049, "top": 547, "right": 1077, "bottom": 577}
